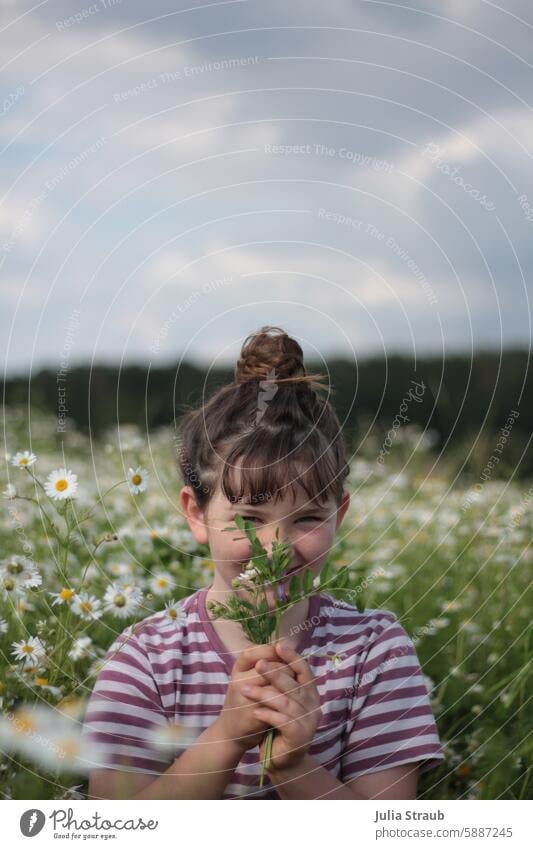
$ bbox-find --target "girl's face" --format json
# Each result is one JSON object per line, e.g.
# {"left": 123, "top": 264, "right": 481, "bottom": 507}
{"left": 180, "top": 476, "right": 350, "bottom": 595}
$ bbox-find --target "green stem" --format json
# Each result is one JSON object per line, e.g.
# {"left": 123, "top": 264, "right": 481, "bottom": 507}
{"left": 259, "top": 597, "right": 282, "bottom": 787}
{"left": 77, "top": 536, "right": 107, "bottom": 591}
{"left": 75, "top": 480, "right": 126, "bottom": 525}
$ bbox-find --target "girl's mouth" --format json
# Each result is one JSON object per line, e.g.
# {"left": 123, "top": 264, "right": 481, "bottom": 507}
{"left": 284, "top": 564, "right": 304, "bottom": 577}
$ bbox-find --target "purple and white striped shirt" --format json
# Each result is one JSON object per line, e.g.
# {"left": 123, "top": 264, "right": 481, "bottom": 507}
{"left": 82, "top": 586, "right": 444, "bottom": 798}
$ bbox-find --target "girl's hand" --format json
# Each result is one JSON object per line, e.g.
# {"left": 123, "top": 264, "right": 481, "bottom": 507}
{"left": 217, "top": 644, "right": 297, "bottom": 753}
{"left": 243, "top": 640, "right": 322, "bottom": 773}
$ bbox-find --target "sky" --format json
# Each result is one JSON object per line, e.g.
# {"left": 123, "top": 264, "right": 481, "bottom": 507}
{"left": 1, "top": 0, "right": 533, "bottom": 378}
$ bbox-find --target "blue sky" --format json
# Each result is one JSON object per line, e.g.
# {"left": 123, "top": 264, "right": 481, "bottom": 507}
{"left": 1, "top": 0, "right": 532, "bottom": 377}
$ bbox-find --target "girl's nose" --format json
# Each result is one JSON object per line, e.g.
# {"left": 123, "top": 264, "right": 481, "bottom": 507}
{"left": 256, "top": 527, "right": 295, "bottom": 560}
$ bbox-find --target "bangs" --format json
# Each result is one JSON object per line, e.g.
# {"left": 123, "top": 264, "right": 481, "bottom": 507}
{"left": 218, "top": 427, "right": 342, "bottom": 508}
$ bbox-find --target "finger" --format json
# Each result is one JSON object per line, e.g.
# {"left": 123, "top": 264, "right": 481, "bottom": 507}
{"left": 274, "top": 640, "right": 315, "bottom": 685}
{"left": 251, "top": 707, "right": 296, "bottom": 736}
{"left": 255, "top": 659, "right": 295, "bottom": 678}
{"left": 233, "top": 644, "right": 279, "bottom": 673}
{"left": 255, "top": 661, "right": 304, "bottom": 702}
{"left": 242, "top": 685, "right": 301, "bottom": 717}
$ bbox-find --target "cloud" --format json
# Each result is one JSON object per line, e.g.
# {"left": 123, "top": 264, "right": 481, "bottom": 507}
{"left": 2, "top": 0, "right": 532, "bottom": 375}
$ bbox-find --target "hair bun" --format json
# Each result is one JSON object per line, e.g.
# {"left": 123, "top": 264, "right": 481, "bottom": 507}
{"left": 235, "top": 325, "right": 329, "bottom": 392}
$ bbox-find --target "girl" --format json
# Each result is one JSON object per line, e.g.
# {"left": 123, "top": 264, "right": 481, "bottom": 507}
{"left": 84, "top": 325, "right": 444, "bottom": 799}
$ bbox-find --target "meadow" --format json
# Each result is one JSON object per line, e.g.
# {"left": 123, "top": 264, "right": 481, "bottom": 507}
{"left": 0, "top": 406, "right": 531, "bottom": 800}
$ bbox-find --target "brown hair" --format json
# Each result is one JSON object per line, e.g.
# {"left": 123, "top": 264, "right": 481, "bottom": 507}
{"left": 175, "top": 326, "right": 350, "bottom": 514}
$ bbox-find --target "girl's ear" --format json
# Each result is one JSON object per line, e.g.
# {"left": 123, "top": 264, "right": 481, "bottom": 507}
{"left": 179, "top": 486, "right": 209, "bottom": 545}
{"left": 335, "top": 489, "right": 351, "bottom": 531}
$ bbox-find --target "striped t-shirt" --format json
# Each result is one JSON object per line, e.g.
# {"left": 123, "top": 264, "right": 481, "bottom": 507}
{"left": 81, "top": 586, "right": 444, "bottom": 798}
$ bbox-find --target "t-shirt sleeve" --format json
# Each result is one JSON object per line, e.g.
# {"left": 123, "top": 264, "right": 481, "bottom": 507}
{"left": 81, "top": 626, "right": 173, "bottom": 775}
{"left": 340, "top": 615, "right": 445, "bottom": 783}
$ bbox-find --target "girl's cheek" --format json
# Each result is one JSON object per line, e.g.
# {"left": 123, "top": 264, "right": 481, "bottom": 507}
{"left": 218, "top": 540, "right": 251, "bottom": 563}
{"left": 295, "top": 528, "right": 333, "bottom": 560}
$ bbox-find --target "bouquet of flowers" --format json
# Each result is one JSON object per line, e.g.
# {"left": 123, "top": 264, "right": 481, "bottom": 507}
{"left": 206, "top": 513, "right": 336, "bottom": 787}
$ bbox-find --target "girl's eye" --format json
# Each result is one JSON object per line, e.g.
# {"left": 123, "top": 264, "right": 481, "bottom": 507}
{"left": 239, "top": 516, "right": 320, "bottom": 524}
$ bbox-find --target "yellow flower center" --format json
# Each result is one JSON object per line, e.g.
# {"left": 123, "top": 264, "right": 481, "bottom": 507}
{"left": 8, "top": 562, "right": 23, "bottom": 574}
{"left": 55, "top": 479, "right": 68, "bottom": 492}
{"left": 20, "top": 458, "right": 29, "bottom": 465}
{"left": 34, "top": 677, "right": 48, "bottom": 686}
{"left": 59, "top": 588, "right": 74, "bottom": 601}
{"left": 157, "top": 578, "right": 167, "bottom": 587}
{"left": 22, "top": 645, "right": 34, "bottom": 654}
{"left": 168, "top": 609, "right": 177, "bottom": 619}
{"left": 132, "top": 474, "right": 142, "bottom": 486}
{"left": 80, "top": 601, "right": 92, "bottom": 613}
{"left": 4, "top": 578, "right": 15, "bottom": 591}
{"left": 56, "top": 740, "right": 79, "bottom": 760}
{"left": 113, "top": 594, "right": 126, "bottom": 607}
{"left": 13, "top": 712, "right": 35, "bottom": 734}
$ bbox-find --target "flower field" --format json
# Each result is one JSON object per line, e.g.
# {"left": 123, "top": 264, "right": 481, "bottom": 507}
{"left": 0, "top": 406, "right": 531, "bottom": 800}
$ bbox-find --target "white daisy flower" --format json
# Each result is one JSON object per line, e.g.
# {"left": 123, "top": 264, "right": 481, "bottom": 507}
{"left": 105, "top": 561, "right": 134, "bottom": 579}
{"left": 0, "top": 704, "right": 108, "bottom": 773}
{"left": 328, "top": 651, "right": 348, "bottom": 670}
{"left": 148, "top": 722, "right": 198, "bottom": 753}
{"left": 149, "top": 524, "right": 169, "bottom": 540}
{"left": 0, "top": 572, "right": 25, "bottom": 602}
{"left": 68, "top": 636, "right": 94, "bottom": 662}
{"left": 11, "top": 636, "right": 46, "bottom": 668}
{"left": 148, "top": 571, "right": 175, "bottom": 595}
{"left": 0, "top": 555, "right": 42, "bottom": 589}
{"left": 44, "top": 468, "right": 78, "bottom": 500}
{"left": 164, "top": 600, "right": 187, "bottom": 626}
{"left": 103, "top": 583, "right": 143, "bottom": 618}
{"left": 0, "top": 618, "right": 8, "bottom": 634}
{"left": 2, "top": 484, "right": 16, "bottom": 499}
{"left": 61, "top": 784, "right": 86, "bottom": 800}
{"left": 11, "top": 450, "right": 37, "bottom": 469}
{"left": 88, "top": 657, "right": 105, "bottom": 678}
{"left": 443, "top": 600, "right": 462, "bottom": 612}
{"left": 14, "top": 595, "right": 34, "bottom": 615}
{"left": 71, "top": 592, "right": 103, "bottom": 620}
{"left": 49, "top": 587, "right": 76, "bottom": 606}
{"left": 127, "top": 466, "right": 149, "bottom": 494}
{"left": 31, "top": 676, "right": 63, "bottom": 699}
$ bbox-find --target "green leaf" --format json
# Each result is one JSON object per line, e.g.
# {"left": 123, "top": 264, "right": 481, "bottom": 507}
{"left": 337, "top": 568, "right": 349, "bottom": 589}
{"left": 288, "top": 573, "right": 300, "bottom": 598}
{"left": 303, "top": 568, "right": 314, "bottom": 595}
{"left": 320, "top": 561, "right": 332, "bottom": 588}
